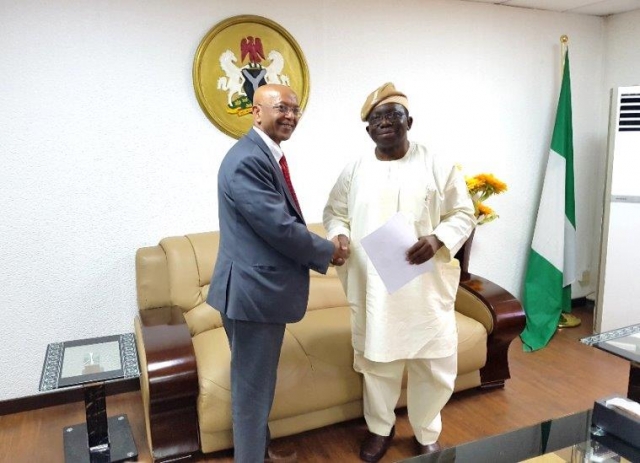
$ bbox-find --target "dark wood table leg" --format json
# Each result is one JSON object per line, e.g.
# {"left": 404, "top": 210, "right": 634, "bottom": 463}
{"left": 628, "top": 361, "right": 640, "bottom": 402}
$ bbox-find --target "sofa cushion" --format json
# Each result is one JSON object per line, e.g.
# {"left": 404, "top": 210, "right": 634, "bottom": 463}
{"left": 158, "top": 232, "right": 220, "bottom": 321}
{"left": 307, "top": 268, "right": 349, "bottom": 311}
{"left": 160, "top": 236, "right": 205, "bottom": 311}
{"left": 193, "top": 326, "right": 320, "bottom": 434}
{"left": 286, "top": 306, "right": 363, "bottom": 409}
{"left": 185, "top": 302, "right": 222, "bottom": 336}
{"left": 192, "top": 305, "right": 487, "bottom": 438}
{"left": 455, "top": 311, "right": 487, "bottom": 374}
{"left": 192, "top": 327, "right": 232, "bottom": 434}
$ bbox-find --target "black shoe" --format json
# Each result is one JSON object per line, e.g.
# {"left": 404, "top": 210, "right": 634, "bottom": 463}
{"left": 415, "top": 439, "right": 441, "bottom": 455}
{"left": 359, "top": 426, "right": 395, "bottom": 462}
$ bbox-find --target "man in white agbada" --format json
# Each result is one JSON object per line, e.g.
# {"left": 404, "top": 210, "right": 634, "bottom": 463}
{"left": 323, "top": 82, "right": 475, "bottom": 462}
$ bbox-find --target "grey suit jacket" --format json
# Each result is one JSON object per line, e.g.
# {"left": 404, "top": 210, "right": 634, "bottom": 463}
{"left": 207, "top": 128, "right": 334, "bottom": 324}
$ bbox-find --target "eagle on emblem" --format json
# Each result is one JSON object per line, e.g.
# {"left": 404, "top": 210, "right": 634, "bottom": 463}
{"left": 240, "top": 36, "right": 265, "bottom": 65}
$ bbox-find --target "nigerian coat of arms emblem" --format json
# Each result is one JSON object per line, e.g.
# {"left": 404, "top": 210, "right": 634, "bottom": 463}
{"left": 193, "top": 15, "right": 310, "bottom": 139}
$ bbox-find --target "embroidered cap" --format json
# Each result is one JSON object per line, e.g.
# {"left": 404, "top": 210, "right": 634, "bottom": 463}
{"left": 360, "top": 82, "right": 409, "bottom": 122}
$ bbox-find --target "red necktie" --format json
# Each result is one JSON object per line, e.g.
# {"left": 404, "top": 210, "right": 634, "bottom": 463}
{"left": 279, "top": 155, "right": 303, "bottom": 217}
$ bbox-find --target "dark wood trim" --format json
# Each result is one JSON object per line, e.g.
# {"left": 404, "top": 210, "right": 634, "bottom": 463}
{"left": 572, "top": 296, "right": 594, "bottom": 308}
{"left": 455, "top": 229, "right": 475, "bottom": 281}
{"left": 572, "top": 296, "right": 587, "bottom": 307}
{"left": 138, "top": 307, "right": 200, "bottom": 461}
{"left": 629, "top": 361, "right": 640, "bottom": 402}
{"left": 0, "top": 377, "right": 139, "bottom": 416}
{"left": 459, "top": 273, "right": 526, "bottom": 387}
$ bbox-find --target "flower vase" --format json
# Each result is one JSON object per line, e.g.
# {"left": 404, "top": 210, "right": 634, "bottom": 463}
{"left": 455, "top": 229, "right": 475, "bottom": 281}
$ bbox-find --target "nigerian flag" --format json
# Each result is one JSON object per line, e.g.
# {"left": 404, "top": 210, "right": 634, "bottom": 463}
{"left": 520, "top": 50, "right": 576, "bottom": 352}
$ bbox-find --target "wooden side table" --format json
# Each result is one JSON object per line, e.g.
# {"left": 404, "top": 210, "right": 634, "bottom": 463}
{"left": 40, "top": 333, "right": 140, "bottom": 462}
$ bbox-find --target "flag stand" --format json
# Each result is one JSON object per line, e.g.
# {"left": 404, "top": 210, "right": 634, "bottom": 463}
{"left": 557, "top": 34, "right": 581, "bottom": 330}
{"left": 559, "top": 313, "right": 581, "bottom": 328}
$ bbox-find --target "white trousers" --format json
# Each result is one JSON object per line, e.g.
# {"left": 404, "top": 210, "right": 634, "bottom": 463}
{"left": 354, "top": 350, "right": 457, "bottom": 445}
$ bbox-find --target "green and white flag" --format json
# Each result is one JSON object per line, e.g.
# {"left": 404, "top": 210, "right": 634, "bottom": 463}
{"left": 520, "top": 50, "right": 576, "bottom": 352}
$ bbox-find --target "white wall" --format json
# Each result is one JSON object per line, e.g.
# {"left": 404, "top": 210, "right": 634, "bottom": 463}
{"left": 0, "top": 0, "right": 609, "bottom": 400}
{"left": 604, "top": 9, "right": 640, "bottom": 89}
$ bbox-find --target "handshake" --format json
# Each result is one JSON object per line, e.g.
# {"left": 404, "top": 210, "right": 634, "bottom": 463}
{"left": 328, "top": 233, "right": 444, "bottom": 268}
{"left": 330, "top": 234, "right": 350, "bottom": 266}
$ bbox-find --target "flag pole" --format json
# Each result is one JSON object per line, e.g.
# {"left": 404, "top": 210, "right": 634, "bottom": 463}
{"left": 560, "top": 35, "right": 568, "bottom": 71}
{"left": 557, "top": 34, "right": 581, "bottom": 329}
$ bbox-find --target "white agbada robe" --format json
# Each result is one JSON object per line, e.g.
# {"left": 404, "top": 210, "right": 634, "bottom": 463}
{"left": 323, "top": 142, "right": 475, "bottom": 363}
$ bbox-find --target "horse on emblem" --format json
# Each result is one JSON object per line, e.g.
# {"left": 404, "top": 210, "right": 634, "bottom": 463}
{"left": 264, "top": 50, "right": 290, "bottom": 86}
{"left": 217, "top": 50, "right": 246, "bottom": 106}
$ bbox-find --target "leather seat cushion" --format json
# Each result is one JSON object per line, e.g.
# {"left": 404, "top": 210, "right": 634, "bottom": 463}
{"left": 287, "top": 306, "right": 363, "bottom": 408}
{"left": 193, "top": 325, "right": 323, "bottom": 434}
{"left": 192, "top": 308, "right": 486, "bottom": 435}
{"left": 455, "top": 311, "right": 487, "bottom": 374}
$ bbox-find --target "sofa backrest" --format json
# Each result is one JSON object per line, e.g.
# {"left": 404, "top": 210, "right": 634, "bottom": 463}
{"left": 135, "top": 224, "right": 349, "bottom": 334}
{"left": 135, "top": 224, "right": 491, "bottom": 335}
{"left": 136, "top": 231, "right": 220, "bottom": 333}
{"left": 306, "top": 223, "right": 349, "bottom": 311}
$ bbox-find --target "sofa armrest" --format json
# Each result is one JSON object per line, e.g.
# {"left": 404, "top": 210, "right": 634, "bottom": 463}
{"left": 459, "top": 274, "right": 525, "bottom": 388}
{"left": 135, "top": 306, "right": 200, "bottom": 461}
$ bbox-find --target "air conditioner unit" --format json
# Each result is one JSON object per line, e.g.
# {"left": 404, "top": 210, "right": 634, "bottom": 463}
{"left": 595, "top": 86, "right": 640, "bottom": 332}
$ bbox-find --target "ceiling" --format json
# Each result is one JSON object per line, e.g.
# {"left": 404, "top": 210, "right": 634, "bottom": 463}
{"left": 462, "top": 0, "right": 640, "bottom": 16}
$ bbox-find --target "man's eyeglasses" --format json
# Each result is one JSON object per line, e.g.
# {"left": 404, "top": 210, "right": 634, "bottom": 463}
{"left": 257, "top": 104, "right": 303, "bottom": 118}
{"left": 368, "top": 110, "right": 406, "bottom": 126}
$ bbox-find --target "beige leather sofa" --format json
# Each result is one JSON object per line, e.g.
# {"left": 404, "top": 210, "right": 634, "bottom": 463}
{"left": 134, "top": 224, "right": 524, "bottom": 462}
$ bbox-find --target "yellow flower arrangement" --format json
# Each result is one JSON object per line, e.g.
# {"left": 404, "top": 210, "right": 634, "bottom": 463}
{"left": 465, "top": 173, "right": 508, "bottom": 225}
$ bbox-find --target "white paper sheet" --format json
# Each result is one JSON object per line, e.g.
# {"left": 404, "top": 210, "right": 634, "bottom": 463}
{"left": 360, "top": 212, "right": 434, "bottom": 294}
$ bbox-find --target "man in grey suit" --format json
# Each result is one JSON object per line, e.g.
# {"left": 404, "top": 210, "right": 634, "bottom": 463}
{"left": 207, "top": 84, "right": 349, "bottom": 463}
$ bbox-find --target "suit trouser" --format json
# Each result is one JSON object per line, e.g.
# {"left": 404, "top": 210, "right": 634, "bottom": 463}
{"left": 354, "top": 350, "right": 457, "bottom": 445}
{"left": 222, "top": 314, "right": 286, "bottom": 463}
